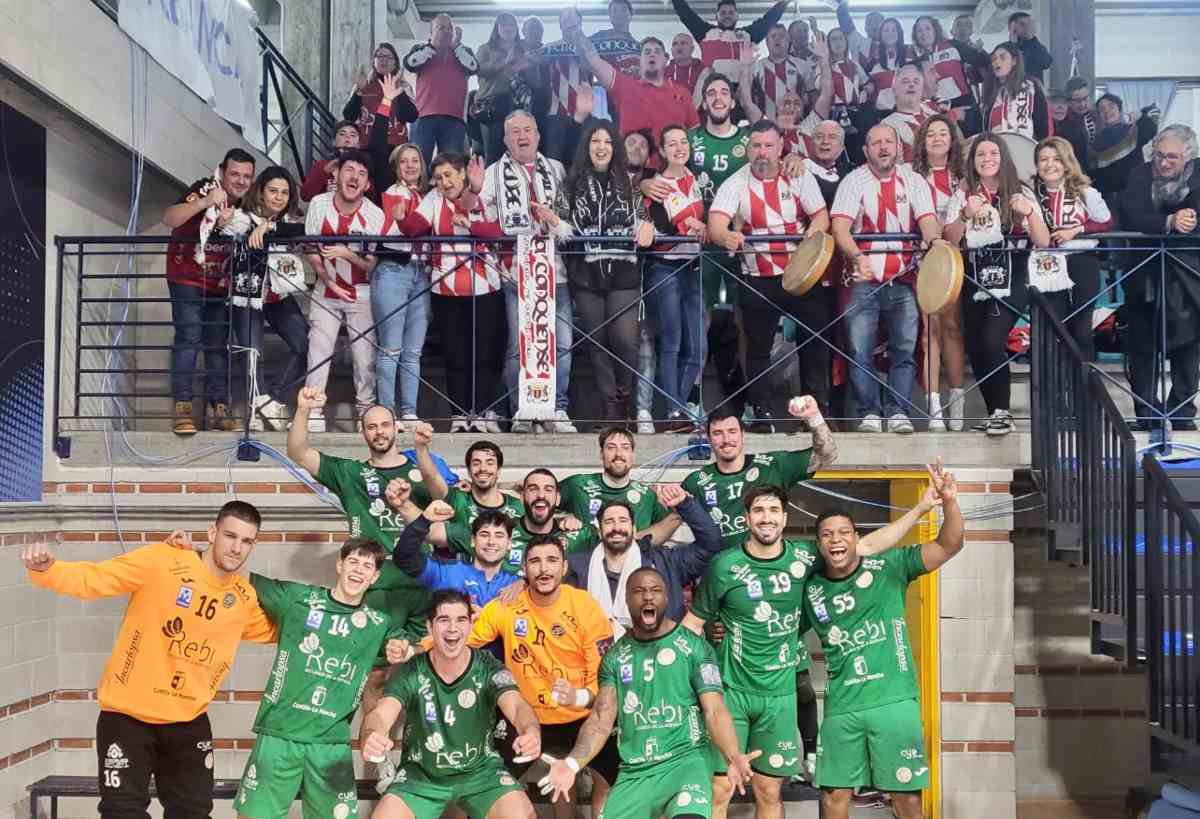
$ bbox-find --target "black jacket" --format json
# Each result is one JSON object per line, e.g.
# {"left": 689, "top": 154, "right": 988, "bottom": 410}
{"left": 556, "top": 167, "right": 646, "bottom": 291}
{"left": 1018, "top": 36, "right": 1053, "bottom": 85}
{"left": 564, "top": 496, "right": 723, "bottom": 624}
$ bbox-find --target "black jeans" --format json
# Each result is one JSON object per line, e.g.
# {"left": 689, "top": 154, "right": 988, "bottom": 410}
{"left": 574, "top": 286, "right": 641, "bottom": 406}
{"left": 738, "top": 275, "right": 832, "bottom": 411}
{"left": 97, "top": 710, "right": 213, "bottom": 819}
{"left": 1130, "top": 340, "right": 1200, "bottom": 425}
{"left": 231, "top": 296, "right": 310, "bottom": 404}
{"left": 431, "top": 291, "right": 506, "bottom": 416}
{"left": 1039, "top": 253, "right": 1101, "bottom": 363}
{"left": 963, "top": 294, "right": 1019, "bottom": 415}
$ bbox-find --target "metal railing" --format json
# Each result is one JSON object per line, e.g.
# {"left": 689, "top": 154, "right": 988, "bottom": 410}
{"left": 256, "top": 26, "right": 338, "bottom": 179}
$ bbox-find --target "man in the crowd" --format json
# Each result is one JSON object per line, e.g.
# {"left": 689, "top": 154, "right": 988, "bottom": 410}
{"left": 234, "top": 538, "right": 413, "bottom": 819}
{"left": 541, "top": 7, "right": 594, "bottom": 163}
{"left": 590, "top": 0, "right": 642, "bottom": 79}
{"left": 665, "top": 31, "right": 711, "bottom": 106}
{"left": 389, "top": 483, "right": 522, "bottom": 607}
{"left": 707, "top": 121, "right": 831, "bottom": 430}
{"left": 1059, "top": 77, "right": 1098, "bottom": 170}
{"left": 539, "top": 566, "right": 758, "bottom": 814}
{"left": 807, "top": 462, "right": 963, "bottom": 819}
{"left": 300, "top": 120, "right": 362, "bottom": 202}
{"left": 575, "top": 33, "right": 700, "bottom": 142}
{"left": 740, "top": 29, "right": 834, "bottom": 159}
{"left": 1092, "top": 93, "right": 1161, "bottom": 197}
{"left": 472, "top": 109, "right": 577, "bottom": 433}
{"left": 806, "top": 120, "right": 851, "bottom": 194}
{"left": 1008, "top": 11, "right": 1053, "bottom": 85}
{"left": 418, "top": 435, "right": 524, "bottom": 524}
{"left": 469, "top": 537, "right": 619, "bottom": 814}
{"left": 670, "top": 0, "right": 788, "bottom": 85}
{"left": 402, "top": 14, "right": 477, "bottom": 167}
{"left": 162, "top": 148, "right": 255, "bottom": 435}
{"left": 303, "top": 149, "right": 384, "bottom": 429}
{"left": 831, "top": 123, "right": 941, "bottom": 434}
{"left": 559, "top": 426, "right": 679, "bottom": 538}
{"left": 20, "top": 502, "right": 277, "bottom": 819}
{"left": 949, "top": 13, "right": 988, "bottom": 89}
{"left": 787, "top": 19, "right": 816, "bottom": 73}
{"left": 836, "top": 1, "right": 883, "bottom": 66}
{"left": 750, "top": 24, "right": 814, "bottom": 123}
{"left": 361, "top": 589, "right": 542, "bottom": 819}
{"left": 881, "top": 62, "right": 945, "bottom": 162}
{"left": 396, "top": 467, "right": 600, "bottom": 574}
{"left": 566, "top": 484, "right": 722, "bottom": 637}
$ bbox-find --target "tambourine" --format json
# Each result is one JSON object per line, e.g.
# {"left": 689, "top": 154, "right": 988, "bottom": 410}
{"left": 782, "top": 231, "right": 834, "bottom": 296}
{"left": 916, "top": 243, "right": 965, "bottom": 315}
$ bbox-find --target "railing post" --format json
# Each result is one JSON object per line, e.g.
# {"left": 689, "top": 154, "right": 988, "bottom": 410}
{"left": 52, "top": 239, "right": 69, "bottom": 459}
{"left": 1145, "top": 456, "right": 1163, "bottom": 729}
{"left": 303, "top": 100, "right": 315, "bottom": 177}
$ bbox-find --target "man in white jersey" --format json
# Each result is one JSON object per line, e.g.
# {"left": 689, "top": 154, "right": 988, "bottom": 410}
{"left": 750, "top": 24, "right": 813, "bottom": 122}
{"left": 304, "top": 149, "right": 385, "bottom": 430}
{"left": 881, "top": 63, "right": 944, "bottom": 163}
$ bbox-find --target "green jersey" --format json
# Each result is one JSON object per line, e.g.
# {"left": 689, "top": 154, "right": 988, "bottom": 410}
{"left": 558, "top": 473, "right": 669, "bottom": 530}
{"left": 384, "top": 649, "right": 518, "bottom": 779}
{"left": 598, "top": 625, "right": 724, "bottom": 774}
{"left": 683, "top": 449, "right": 814, "bottom": 549}
{"left": 250, "top": 576, "right": 408, "bottom": 743}
{"left": 690, "top": 540, "right": 819, "bottom": 694}
{"left": 802, "top": 546, "right": 928, "bottom": 717}
{"left": 445, "top": 517, "right": 599, "bottom": 575}
{"left": 689, "top": 125, "right": 750, "bottom": 204}
{"left": 445, "top": 486, "right": 524, "bottom": 528}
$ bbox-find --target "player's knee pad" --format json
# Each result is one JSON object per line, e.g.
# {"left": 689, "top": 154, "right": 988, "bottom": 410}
{"left": 796, "top": 673, "right": 817, "bottom": 705}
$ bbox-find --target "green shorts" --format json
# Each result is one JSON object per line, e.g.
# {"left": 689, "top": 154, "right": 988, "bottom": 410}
{"left": 815, "top": 698, "right": 928, "bottom": 791}
{"left": 235, "top": 734, "right": 356, "bottom": 819}
{"left": 383, "top": 762, "right": 524, "bottom": 819}
{"left": 598, "top": 751, "right": 714, "bottom": 819}
{"left": 708, "top": 688, "right": 799, "bottom": 777}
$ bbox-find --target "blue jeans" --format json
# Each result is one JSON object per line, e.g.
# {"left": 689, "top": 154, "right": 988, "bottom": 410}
{"left": 644, "top": 257, "right": 706, "bottom": 415}
{"left": 231, "top": 297, "right": 309, "bottom": 404}
{"left": 844, "top": 281, "right": 919, "bottom": 418}
{"left": 503, "top": 278, "right": 573, "bottom": 413}
{"left": 410, "top": 116, "right": 467, "bottom": 169}
{"left": 371, "top": 260, "right": 431, "bottom": 415}
{"left": 169, "top": 281, "right": 229, "bottom": 405}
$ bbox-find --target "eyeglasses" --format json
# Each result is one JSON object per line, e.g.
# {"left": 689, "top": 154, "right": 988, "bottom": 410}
{"left": 1068, "top": 95, "right": 1090, "bottom": 103}
{"left": 1154, "top": 152, "right": 1184, "bottom": 163}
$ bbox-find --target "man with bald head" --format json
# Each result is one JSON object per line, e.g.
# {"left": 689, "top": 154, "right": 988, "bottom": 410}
{"left": 402, "top": 13, "right": 478, "bottom": 166}
{"left": 665, "top": 31, "right": 710, "bottom": 106}
{"left": 881, "top": 63, "right": 944, "bottom": 162}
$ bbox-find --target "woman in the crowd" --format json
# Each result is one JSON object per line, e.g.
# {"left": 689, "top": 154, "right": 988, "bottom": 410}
{"left": 826, "top": 27, "right": 870, "bottom": 160}
{"left": 643, "top": 124, "right": 707, "bottom": 432}
{"left": 983, "top": 42, "right": 1051, "bottom": 143}
{"left": 374, "top": 143, "right": 431, "bottom": 428}
{"left": 342, "top": 43, "right": 418, "bottom": 148}
{"left": 556, "top": 120, "right": 654, "bottom": 424}
{"left": 864, "top": 17, "right": 909, "bottom": 111}
{"left": 1030, "top": 136, "right": 1114, "bottom": 361}
{"left": 393, "top": 153, "right": 506, "bottom": 432}
{"left": 912, "top": 114, "right": 967, "bottom": 431}
{"left": 943, "top": 133, "right": 1051, "bottom": 436}
{"left": 1116, "top": 125, "right": 1200, "bottom": 431}
{"left": 474, "top": 13, "right": 533, "bottom": 165}
{"left": 910, "top": 15, "right": 986, "bottom": 136}
{"left": 236, "top": 167, "right": 310, "bottom": 431}
{"left": 1090, "top": 92, "right": 1160, "bottom": 196}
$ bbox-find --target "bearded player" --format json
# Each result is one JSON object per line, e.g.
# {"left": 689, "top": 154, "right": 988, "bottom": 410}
{"left": 540, "top": 566, "right": 759, "bottom": 819}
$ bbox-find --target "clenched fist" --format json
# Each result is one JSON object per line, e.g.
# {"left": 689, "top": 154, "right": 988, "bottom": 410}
{"left": 20, "top": 543, "right": 55, "bottom": 572}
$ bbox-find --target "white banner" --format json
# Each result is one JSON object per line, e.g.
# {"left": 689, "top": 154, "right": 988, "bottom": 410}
{"left": 516, "top": 235, "right": 558, "bottom": 421}
{"left": 119, "top": 0, "right": 262, "bottom": 143}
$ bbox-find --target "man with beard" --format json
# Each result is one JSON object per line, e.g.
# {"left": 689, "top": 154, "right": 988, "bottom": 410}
{"left": 362, "top": 590, "right": 542, "bottom": 819}
{"left": 670, "top": 0, "right": 788, "bottom": 86}
{"left": 21, "top": 503, "right": 277, "bottom": 819}
{"left": 418, "top": 437, "right": 523, "bottom": 524}
{"left": 831, "top": 124, "right": 941, "bottom": 434}
{"left": 394, "top": 468, "right": 600, "bottom": 575}
{"left": 708, "top": 121, "right": 831, "bottom": 429}
{"left": 575, "top": 34, "right": 699, "bottom": 142}
{"left": 566, "top": 484, "right": 722, "bottom": 638}
{"left": 559, "top": 427, "right": 679, "bottom": 539}
{"left": 805, "top": 462, "right": 962, "bottom": 819}
{"left": 469, "top": 537, "right": 619, "bottom": 815}
{"left": 665, "top": 31, "right": 711, "bottom": 106}
{"left": 539, "top": 566, "right": 758, "bottom": 815}
{"left": 881, "top": 63, "right": 945, "bottom": 163}
{"left": 747, "top": 24, "right": 814, "bottom": 123}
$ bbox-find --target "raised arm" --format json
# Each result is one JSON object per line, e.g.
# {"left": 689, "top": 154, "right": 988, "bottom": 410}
{"left": 920, "top": 462, "right": 965, "bottom": 572}
{"left": 287, "top": 387, "right": 325, "bottom": 475}
{"left": 574, "top": 32, "right": 616, "bottom": 90}
{"left": 385, "top": 480, "right": 452, "bottom": 548}
{"left": 163, "top": 185, "right": 219, "bottom": 229}
{"left": 671, "top": 0, "right": 714, "bottom": 42}
{"left": 811, "top": 31, "right": 835, "bottom": 120}
{"left": 540, "top": 685, "right": 618, "bottom": 802}
{"left": 411, "top": 422, "right": 449, "bottom": 499}
{"left": 640, "top": 512, "right": 683, "bottom": 546}
{"left": 659, "top": 490, "right": 725, "bottom": 584}
{"left": 21, "top": 541, "right": 152, "bottom": 598}
{"left": 788, "top": 395, "right": 838, "bottom": 473}
{"left": 744, "top": 0, "right": 788, "bottom": 43}
{"left": 361, "top": 696, "right": 405, "bottom": 762}
{"left": 859, "top": 465, "right": 941, "bottom": 556}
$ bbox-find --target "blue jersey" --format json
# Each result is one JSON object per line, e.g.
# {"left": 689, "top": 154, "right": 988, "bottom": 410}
{"left": 417, "top": 559, "right": 521, "bottom": 609}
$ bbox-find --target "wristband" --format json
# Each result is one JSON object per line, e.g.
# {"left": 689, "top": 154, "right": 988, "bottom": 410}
{"left": 807, "top": 410, "right": 826, "bottom": 429}
{"left": 564, "top": 757, "right": 581, "bottom": 773}
{"left": 574, "top": 688, "right": 590, "bottom": 708}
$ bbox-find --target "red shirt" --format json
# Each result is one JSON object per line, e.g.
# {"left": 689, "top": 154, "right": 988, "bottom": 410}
{"left": 609, "top": 71, "right": 700, "bottom": 140}
{"left": 664, "top": 60, "right": 706, "bottom": 98}
{"left": 165, "top": 178, "right": 231, "bottom": 294}
{"left": 413, "top": 49, "right": 469, "bottom": 121}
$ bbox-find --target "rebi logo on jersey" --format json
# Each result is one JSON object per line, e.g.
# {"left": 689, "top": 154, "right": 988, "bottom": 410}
{"left": 704, "top": 488, "right": 717, "bottom": 506}
{"left": 746, "top": 579, "right": 763, "bottom": 599}
{"left": 514, "top": 618, "right": 528, "bottom": 638}
{"left": 175, "top": 586, "right": 194, "bottom": 609}
{"left": 424, "top": 700, "right": 438, "bottom": 722}
{"left": 306, "top": 608, "right": 325, "bottom": 630}
{"left": 620, "top": 663, "right": 633, "bottom": 684}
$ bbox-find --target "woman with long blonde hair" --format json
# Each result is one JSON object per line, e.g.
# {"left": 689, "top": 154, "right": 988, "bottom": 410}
{"left": 1029, "top": 136, "right": 1114, "bottom": 361}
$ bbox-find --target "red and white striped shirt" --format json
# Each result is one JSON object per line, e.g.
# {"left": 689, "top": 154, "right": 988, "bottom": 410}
{"left": 831, "top": 165, "right": 935, "bottom": 283}
{"left": 881, "top": 100, "right": 944, "bottom": 163}
{"left": 544, "top": 42, "right": 591, "bottom": 117}
{"left": 304, "top": 192, "right": 385, "bottom": 301}
{"left": 752, "top": 56, "right": 807, "bottom": 122}
{"left": 710, "top": 164, "right": 827, "bottom": 278}
{"left": 380, "top": 182, "right": 424, "bottom": 252}
{"left": 915, "top": 42, "right": 972, "bottom": 104}
{"left": 830, "top": 59, "right": 869, "bottom": 108}
{"left": 650, "top": 170, "right": 705, "bottom": 258}
{"left": 781, "top": 111, "right": 822, "bottom": 159}
{"left": 919, "top": 166, "right": 958, "bottom": 224}
{"left": 697, "top": 28, "right": 755, "bottom": 80}
{"left": 400, "top": 189, "right": 501, "bottom": 297}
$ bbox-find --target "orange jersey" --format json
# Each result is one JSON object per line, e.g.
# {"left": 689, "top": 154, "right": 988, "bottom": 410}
{"left": 468, "top": 586, "right": 613, "bottom": 724}
{"left": 29, "top": 542, "right": 277, "bottom": 724}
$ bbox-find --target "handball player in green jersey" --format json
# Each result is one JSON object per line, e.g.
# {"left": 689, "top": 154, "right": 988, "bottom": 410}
{"left": 539, "top": 566, "right": 759, "bottom": 819}
{"left": 804, "top": 459, "right": 963, "bottom": 819}
{"left": 361, "top": 590, "right": 542, "bottom": 819}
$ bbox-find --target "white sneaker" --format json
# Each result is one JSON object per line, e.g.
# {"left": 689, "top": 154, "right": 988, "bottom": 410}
{"left": 636, "top": 409, "right": 655, "bottom": 435}
{"left": 926, "top": 393, "right": 945, "bottom": 432}
{"left": 803, "top": 752, "right": 816, "bottom": 781}
{"left": 306, "top": 411, "right": 326, "bottom": 433}
{"left": 511, "top": 419, "right": 534, "bottom": 433}
{"left": 986, "top": 409, "right": 1014, "bottom": 437}
{"left": 449, "top": 416, "right": 470, "bottom": 433}
{"left": 483, "top": 411, "right": 503, "bottom": 434}
{"left": 947, "top": 388, "right": 965, "bottom": 432}
{"left": 375, "top": 756, "right": 398, "bottom": 795}
{"left": 248, "top": 407, "right": 264, "bottom": 432}
{"left": 858, "top": 414, "right": 882, "bottom": 433}
{"left": 397, "top": 413, "right": 418, "bottom": 433}
{"left": 553, "top": 409, "right": 578, "bottom": 433}
{"left": 889, "top": 413, "right": 914, "bottom": 434}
